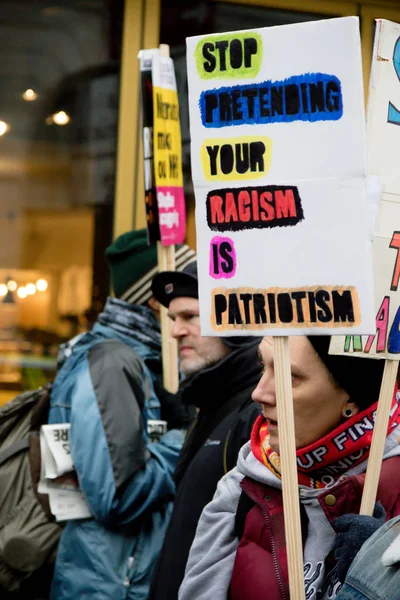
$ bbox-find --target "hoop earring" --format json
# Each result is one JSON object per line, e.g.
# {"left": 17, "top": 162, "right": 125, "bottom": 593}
{"left": 343, "top": 408, "right": 353, "bottom": 419}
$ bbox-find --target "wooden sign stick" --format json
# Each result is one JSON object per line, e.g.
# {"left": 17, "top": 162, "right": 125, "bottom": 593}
{"left": 156, "top": 43, "right": 179, "bottom": 394}
{"left": 274, "top": 337, "right": 305, "bottom": 600}
{"left": 360, "top": 358, "right": 398, "bottom": 515}
{"left": 157, "top": 241, "right": 179, "bottom": 393}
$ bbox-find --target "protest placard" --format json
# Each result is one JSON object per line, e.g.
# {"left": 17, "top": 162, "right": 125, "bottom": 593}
{"left": 152, "top": 50, "right": 186, "bottom": 246}
{"left": 187, "top": 17, "right": 375, "bottom": 338}
{"left": 330, "top": 19, "right": 400, "bottom": 360}
{"left": 139, "top": 48, "right": 186, "bottom": 246}
{"left": 328, "top": 19, "right": 400, "bottom": 517}
{"left": 138, "top": 46, "right": 182, "bottom": 392}
{"left": 139, "top": 49, "right": 160, "bottom": 243}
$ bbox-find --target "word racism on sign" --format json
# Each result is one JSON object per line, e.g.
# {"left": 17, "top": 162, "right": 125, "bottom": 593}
{"left": 187, "top": 17, "right": 375, "bottom": 336}
{"left": 206, "top": 185, "right": 304, "bottom": 232}
{"left": 139, "top": 49, "right": 186, "bottom": 246}
{"left": 330, "top": 20, "right": 400, "bottom": 360}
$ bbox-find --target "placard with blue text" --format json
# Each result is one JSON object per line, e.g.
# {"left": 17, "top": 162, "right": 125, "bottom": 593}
{"left": 330, "top": 19, "right": 400, "bottom": 359}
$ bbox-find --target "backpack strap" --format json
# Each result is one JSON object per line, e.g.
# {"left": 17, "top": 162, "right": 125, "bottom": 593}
{"left": 0, "top": 437, "right": 30, "bottom": 467}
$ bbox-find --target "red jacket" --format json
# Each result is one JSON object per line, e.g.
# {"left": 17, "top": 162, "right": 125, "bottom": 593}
{"left": 230, "top": 456, "right": 400, "bottom": 600}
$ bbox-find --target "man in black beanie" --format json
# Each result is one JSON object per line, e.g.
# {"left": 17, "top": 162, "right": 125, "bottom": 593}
{"left": 148, "top": 260, "right": 262, "bottom": 600}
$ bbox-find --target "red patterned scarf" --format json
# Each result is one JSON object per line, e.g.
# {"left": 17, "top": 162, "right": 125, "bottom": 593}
{"left": 251, "top": 387, "right": 400, "bottom": 489}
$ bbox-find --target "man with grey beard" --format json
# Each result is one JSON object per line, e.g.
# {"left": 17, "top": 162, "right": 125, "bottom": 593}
{"left": 148, "top": 260, "right": 262, "bottom": 600}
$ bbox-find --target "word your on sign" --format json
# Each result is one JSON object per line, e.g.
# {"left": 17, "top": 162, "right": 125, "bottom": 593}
{"left": 201, "top": 137, "right": 272, "bottom": 180}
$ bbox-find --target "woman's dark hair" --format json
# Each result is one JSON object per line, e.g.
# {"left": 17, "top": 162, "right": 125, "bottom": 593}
{"left": 308, "top": 336, "right": 387, "bottom": 410}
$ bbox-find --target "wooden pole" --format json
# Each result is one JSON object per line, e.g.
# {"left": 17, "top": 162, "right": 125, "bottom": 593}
{"left": 157, "top": 242, "right": 179, "bottom": 392}
{"left": 273, "top": 337, "right": 306, "bottom": 600}
{"left": 360, "top": 359, "right": 398, "bottom": 515}
{"left": 113, "top": 0, "right": 144, "bottom": 239}
{"left": 156, "top": 43, "right": 179, "bottom": 393}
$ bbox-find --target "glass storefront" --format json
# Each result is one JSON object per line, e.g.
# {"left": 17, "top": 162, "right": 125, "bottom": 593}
{"left": 0, "top": 1, "right": 122, "bottom": 403}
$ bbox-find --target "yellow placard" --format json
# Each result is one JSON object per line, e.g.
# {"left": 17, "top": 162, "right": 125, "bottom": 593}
{"left": 153, "top": 86, "right": 183, "bottom": 188}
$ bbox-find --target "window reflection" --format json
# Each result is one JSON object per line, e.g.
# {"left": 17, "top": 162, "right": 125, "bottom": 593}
{"left": 0, "top": 0, "right": 121, "bottom": 404}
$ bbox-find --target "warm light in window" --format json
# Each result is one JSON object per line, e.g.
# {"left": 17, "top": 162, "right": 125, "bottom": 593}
{"left": 0, "top": 121, "right": 10, "bottom": 136}
{"left": 17, "top": 287, "right": 27, "bottom": 299}
{"left": 7, "top": 280, "right": 17, "bottom": 291}
{"left": 22, "top": 89, "right": 38, "bottom": 101}
{"left": 26, "top": 283, "right": 36, "bottom": 295}
{"left": 0, "top": 284, "right": 7, "bottom": 296}
{"left": 36, "top": 278, "right": 48, "bottom": 291}
{"left": 51, "top": 111, "right": 70, "bottom": 125}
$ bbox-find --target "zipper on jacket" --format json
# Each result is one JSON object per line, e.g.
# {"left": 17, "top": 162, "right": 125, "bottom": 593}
{"left": 243, "top": 488, "right": 288, "bottom": 600}
{"left": 123, "top": 556, "right": 135, "bottom": 591}
{"left": 182, "top": 418, "right": 197, "bottom": 450}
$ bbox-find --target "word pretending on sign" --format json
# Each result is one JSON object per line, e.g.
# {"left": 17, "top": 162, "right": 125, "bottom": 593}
{"left": 187, "top": 17, "right": 375, "bottom": 336}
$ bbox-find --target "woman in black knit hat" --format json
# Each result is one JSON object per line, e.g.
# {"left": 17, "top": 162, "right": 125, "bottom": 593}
{"left": 179, "top": 335, "right": 400, "bottom": 600}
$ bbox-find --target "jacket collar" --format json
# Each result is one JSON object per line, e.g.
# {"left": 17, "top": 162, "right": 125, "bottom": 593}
{"left": 180, "top": 342, "right": 262, "bottom": 411}
{"left": 95, "top": 297, "right": 162, "bottom": 360}
{"left": 238, "top": 424, "right": 400, "bottom": 495}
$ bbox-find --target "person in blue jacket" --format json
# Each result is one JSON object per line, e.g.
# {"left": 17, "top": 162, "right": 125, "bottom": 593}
{"left": 48, "top": 229, "right": 195, "bottom": 600}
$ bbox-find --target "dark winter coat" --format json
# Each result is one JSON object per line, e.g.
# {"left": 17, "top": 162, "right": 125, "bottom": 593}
{"left": 148, "top": 344, "right": 262, "bottom": 600}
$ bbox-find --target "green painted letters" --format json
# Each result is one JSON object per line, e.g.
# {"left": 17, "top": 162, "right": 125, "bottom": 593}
{"left": 195, "top": 32, "right": 263, "bottom": 79}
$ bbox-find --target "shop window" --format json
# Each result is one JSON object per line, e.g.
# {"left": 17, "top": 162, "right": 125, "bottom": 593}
{"left": 0, "top": 0, "right": 122, "bottom": 404}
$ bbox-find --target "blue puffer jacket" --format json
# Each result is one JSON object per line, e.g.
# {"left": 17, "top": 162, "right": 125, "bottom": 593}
{"left": 48, "top": 300, "right": 185, "bottom": 600}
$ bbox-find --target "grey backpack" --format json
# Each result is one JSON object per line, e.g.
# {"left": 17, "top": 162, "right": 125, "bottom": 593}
{"left": 0, "top": 385, "right": 62, "bottom": 593}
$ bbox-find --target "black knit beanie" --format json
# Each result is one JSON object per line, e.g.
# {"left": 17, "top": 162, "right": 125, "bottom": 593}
{"left": 308, "top": 336, "right": 385, "bottom": 410}
{"left": 152, "top": 260, "right": 261, "bottom": 349}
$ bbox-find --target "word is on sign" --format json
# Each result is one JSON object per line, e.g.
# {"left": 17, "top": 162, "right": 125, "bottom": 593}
{"left": 187, "top": 17, "right": 375, "bottom": 336}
